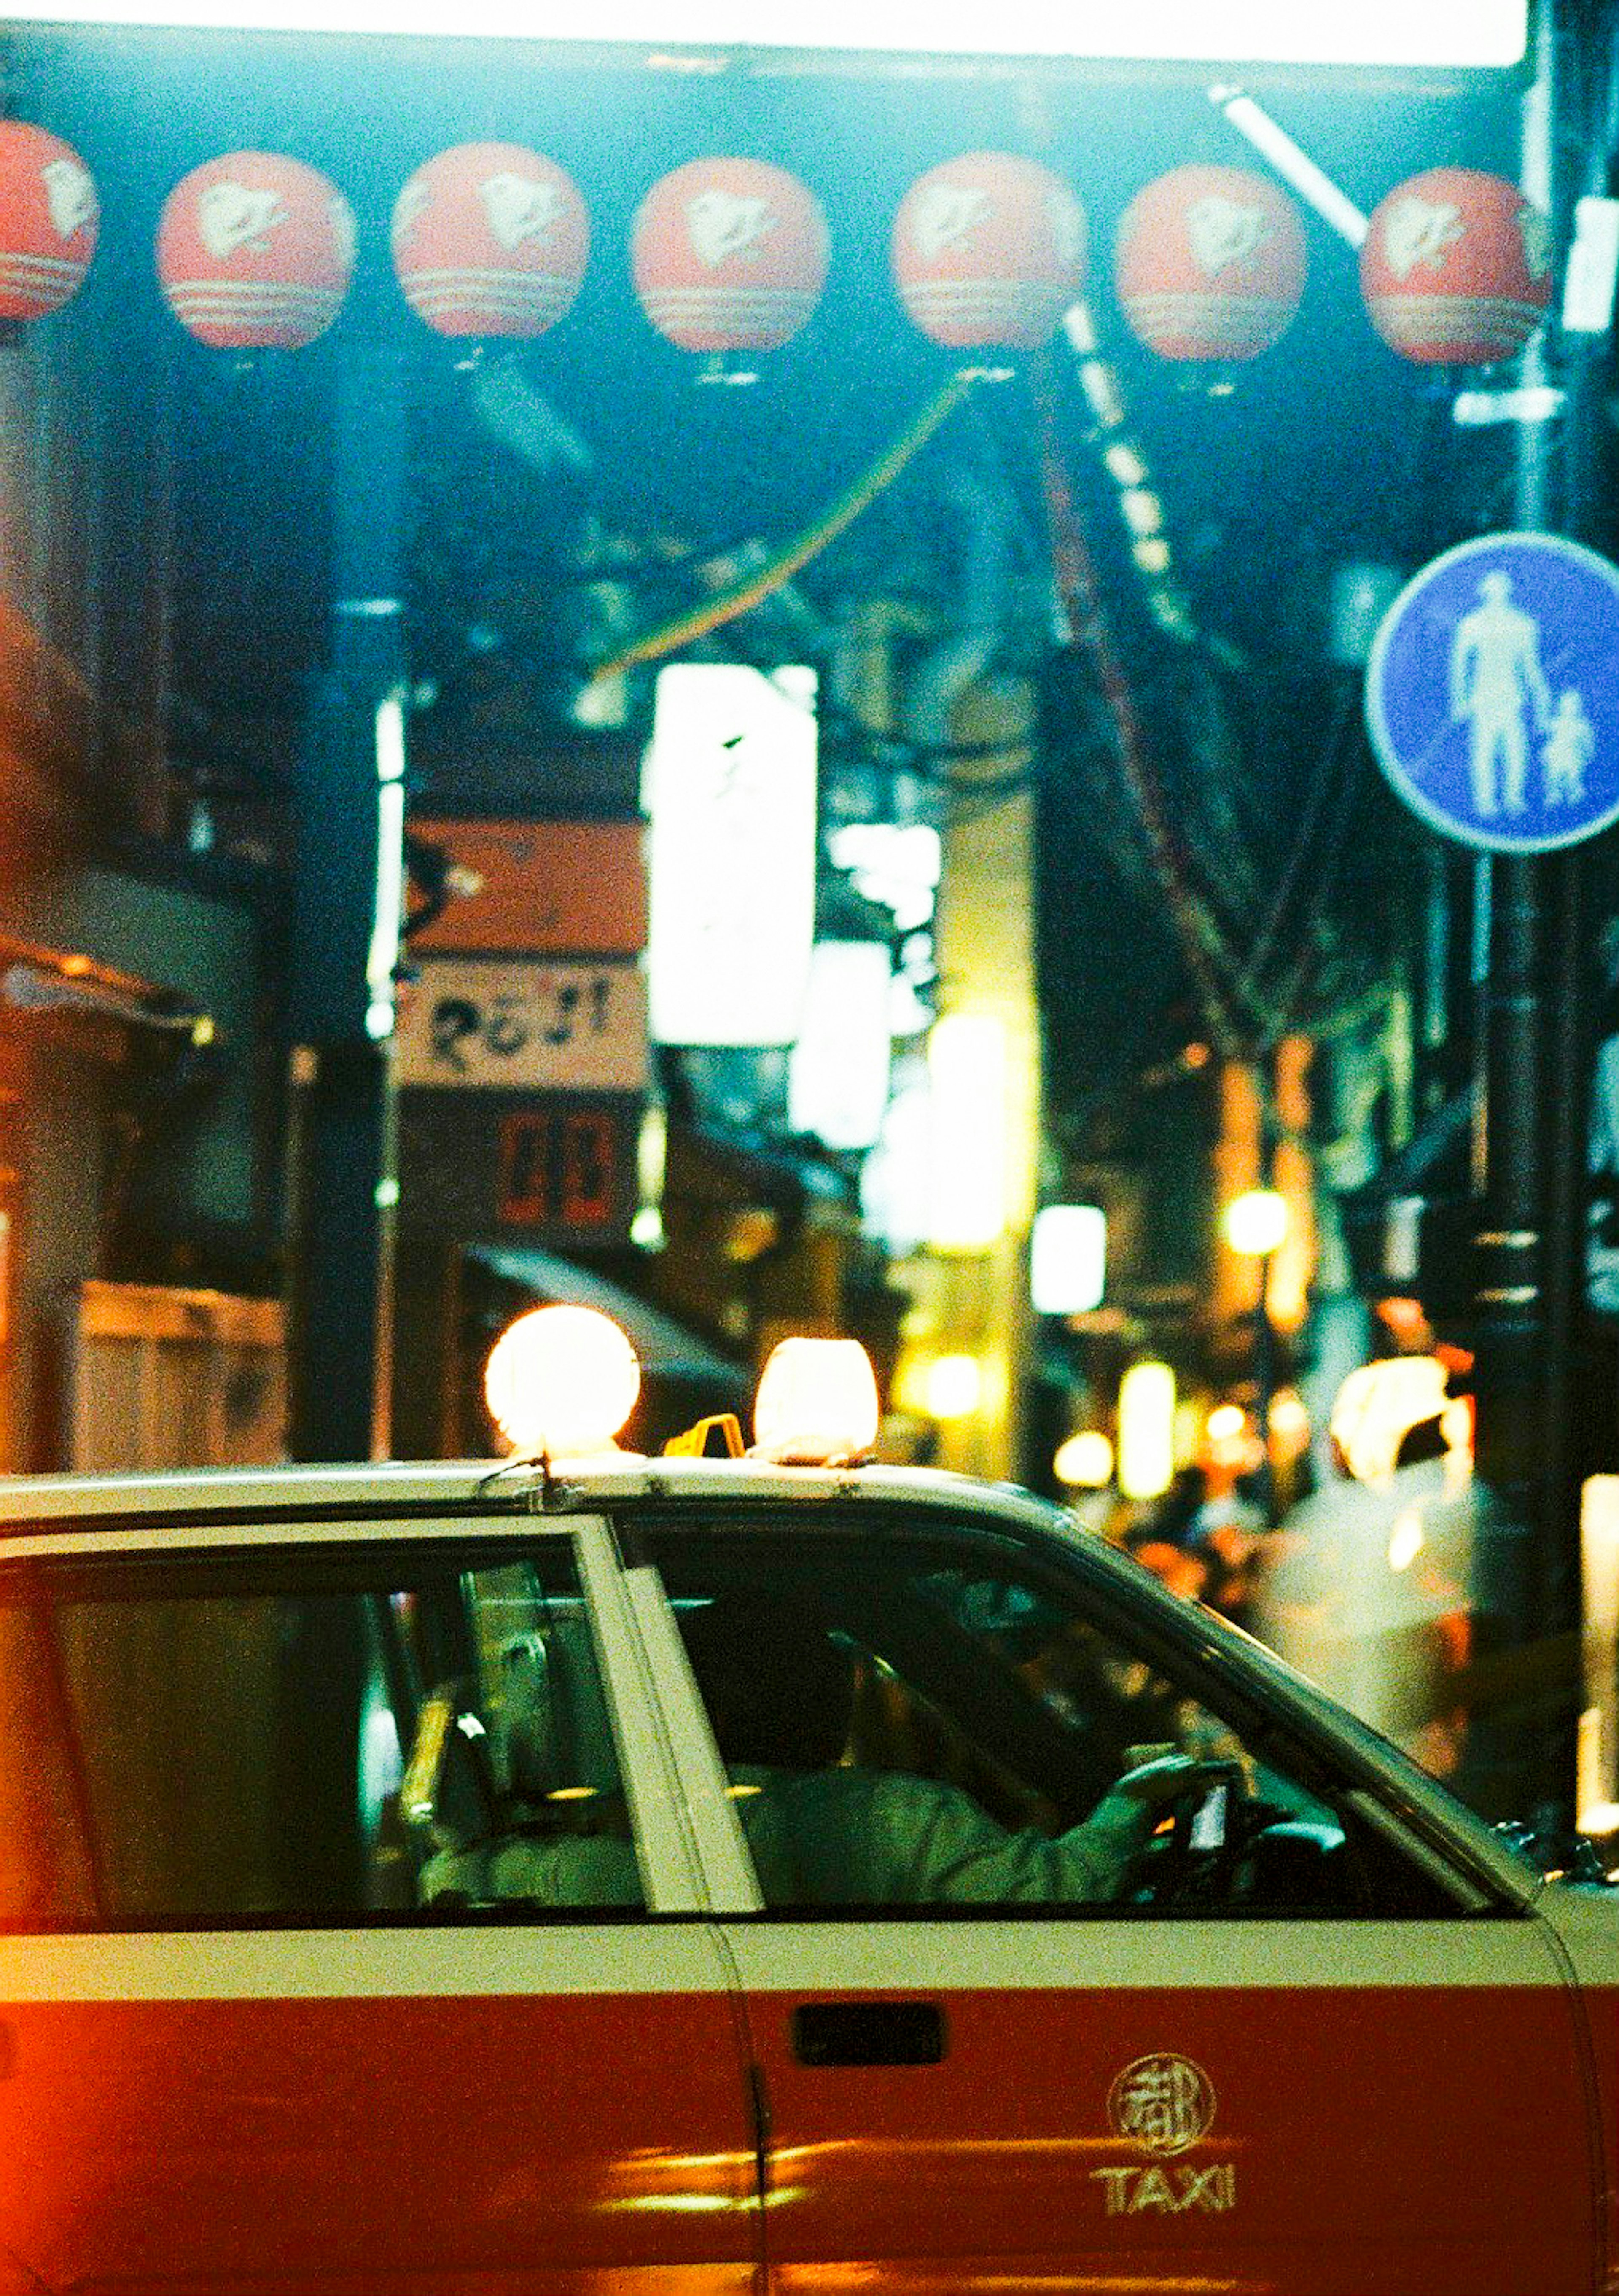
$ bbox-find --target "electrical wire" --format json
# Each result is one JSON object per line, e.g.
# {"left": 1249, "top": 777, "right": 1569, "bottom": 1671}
{"left": 584, "top": 370, "right": 978, "bottom": 685}
{"left": 1030, "top": 349, "right": 1253, "bottom": 1058}
{"left": 1230, "top": 676, "right": 1358, "bottom": 1008}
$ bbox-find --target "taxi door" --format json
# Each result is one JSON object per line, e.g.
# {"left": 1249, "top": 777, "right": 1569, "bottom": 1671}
{"left": 0, "top": 1514, "right": 764, "bottom": 2296}
{"left": 635, "top": 1514, "right": 1599, "bottom": 2296}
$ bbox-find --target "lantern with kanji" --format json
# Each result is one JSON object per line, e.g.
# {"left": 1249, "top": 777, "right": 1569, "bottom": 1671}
{"left": 0, "top": 120, "right": 97, "bottom": 320}
{"left": 631, "top": 157, "right": 828, "bottom": 358}
{"left": 392, "top": 142, "right": 589, "bottom": 340}
{"left": 1360, "top": 167, "right": 1552, "bottom": 365}
{"left": 891, "top": 151, "right": 1086, "bottom": 353}
{"left": 1114, "top": 164, "right": 1305, "bottom": 363}
{"left": 157, "top": 151, "right": 355, "bottom": 351}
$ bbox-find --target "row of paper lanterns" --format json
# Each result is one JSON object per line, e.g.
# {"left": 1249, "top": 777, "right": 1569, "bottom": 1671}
{"left": 0, "top": 117, "right": 1553, "bottom": 370}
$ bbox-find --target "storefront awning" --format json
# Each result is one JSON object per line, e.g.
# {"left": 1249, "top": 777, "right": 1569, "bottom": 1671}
{"left": 464, "top": 1242, "right": 744, "bottom": 1391}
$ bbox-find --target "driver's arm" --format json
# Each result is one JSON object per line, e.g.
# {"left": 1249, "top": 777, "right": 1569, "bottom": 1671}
{"left": 867, "top": 1752, "right": 1210, "bottom": 1906}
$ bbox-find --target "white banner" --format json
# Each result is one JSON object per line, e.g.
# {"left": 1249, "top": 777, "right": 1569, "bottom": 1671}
{"left": 395, "top": 958, "right": 648, "bottom": 1091}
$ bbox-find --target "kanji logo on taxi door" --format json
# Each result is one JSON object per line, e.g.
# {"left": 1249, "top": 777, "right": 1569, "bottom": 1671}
{"left": 1094, "top": 2053, "right": 1235, "bottom": 2218}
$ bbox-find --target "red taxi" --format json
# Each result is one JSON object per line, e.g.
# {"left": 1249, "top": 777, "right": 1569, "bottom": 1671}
{"left": 1, "top": 1307, "right": 1616, "bottom": 2295}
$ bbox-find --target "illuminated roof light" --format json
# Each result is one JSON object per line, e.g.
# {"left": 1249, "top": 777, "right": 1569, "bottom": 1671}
{"left": 1206, "top": 1402, "right": 1246, "bottom": 1443}
{"left": 1132, "top": 538, "right": 1172, "bottom": 574}
{"left": 1054, "top": 1429, "right": 1114, "bottom": 1488}
{"left": 753, "top": 1336, "right": 879, "bottom": 1465}
{"left": 484, "top": 1304, "right": 641, "bottom": 1459}
{"left": 1103, "top": 442, "right": 1146, "bottom": 485}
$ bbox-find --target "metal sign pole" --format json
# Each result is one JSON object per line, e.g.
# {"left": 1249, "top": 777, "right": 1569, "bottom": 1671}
{"left": 285, "top": 318, "right": 406, "bottom": 1463}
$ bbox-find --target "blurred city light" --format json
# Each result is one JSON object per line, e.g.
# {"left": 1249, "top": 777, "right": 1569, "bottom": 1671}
{"left": 925, "top": 1352, "right": 983, "bottom": 1422}
{"left": 1054, "top": 1429, "right": 1114, "bottom": 1488}
{"left": 1222, "top": 1187, "right": 1288, "bottom": 1257}
{"left": 1030, "top": 1204, "right": 1107, "bottom": 1315}
{"left": 1118, "top": 1359, "right": 1175, "bottom": 1500}
{"left": 788, "top": 940, "right": 893, "bottom": 1150}
{"left": 926, "top": 1012, "right": 1007, "bottom": 1250}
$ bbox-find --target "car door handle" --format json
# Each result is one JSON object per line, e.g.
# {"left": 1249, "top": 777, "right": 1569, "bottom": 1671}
{"left": 791, "top": 2000, "right": 946, "bottom": 2067}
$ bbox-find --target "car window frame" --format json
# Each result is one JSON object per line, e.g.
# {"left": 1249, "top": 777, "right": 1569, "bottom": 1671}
{"left": 615, "top": 1494, "right": 1527, "bottom": 1920}
{"left": 0, "top": 1510, "right": 729, "bottom": 1930}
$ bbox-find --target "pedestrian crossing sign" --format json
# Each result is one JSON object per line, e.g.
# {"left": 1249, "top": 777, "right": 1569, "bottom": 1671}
{"left": 1365, "top": 530, "right": 1619, "bottom": 853}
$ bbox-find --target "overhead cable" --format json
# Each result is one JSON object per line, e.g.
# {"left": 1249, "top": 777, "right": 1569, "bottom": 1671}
{"left": 584, "top": 369, "right": 977, "bottom": 685}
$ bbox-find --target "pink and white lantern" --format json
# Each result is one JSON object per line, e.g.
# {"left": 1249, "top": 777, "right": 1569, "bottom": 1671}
{"left": 157, "top": 150, "right": 355, "bottom": 351}
{"left": 1360, "top": 167, "right": 1552, "bottom": 366}
{"left": 892, "top": 151, "right": 1086, "bottom": 352}
{"left": 1114, "top": 164, "right": 1306, "bottom": 363}
{"left": 632, "top": 156, "right": 828, "bottom": 355}
{"left": 392, "top": 142, "right": 589, "bottom": 340}
{"left": 0, "top": 120, "right": 97, "bottom": 321}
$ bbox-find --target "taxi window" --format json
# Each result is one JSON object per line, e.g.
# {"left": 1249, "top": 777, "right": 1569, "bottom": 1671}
{"left": 0, "top": 1537, "right": 643, "bottom": 1931}
{"left": 641, "top": 1520, "right": 1462, "bottom": 1919}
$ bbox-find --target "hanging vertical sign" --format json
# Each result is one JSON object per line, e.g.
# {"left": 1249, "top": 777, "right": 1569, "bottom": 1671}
{"left": 645, "top": 663, "right": 818, "bottom": 1047}
{"left": 397, "top": 809, "right": 648, "bottom": 1246}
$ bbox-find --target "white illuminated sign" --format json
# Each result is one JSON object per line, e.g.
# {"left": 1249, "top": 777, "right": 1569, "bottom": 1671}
{"left": 364, "top": 689, "right": 407, "bottom": 1044}
{"left": 1118, "top": 1359, "right": 1176, "bottom": 1502}
{"left": 860, "top": 1050, "right": 930, "bottom": 1255}
{"left": 645, "top": 663, "right": 817, "bottom": 1050}
{"left": 926, "top": 1011, "right": 1007, "bottom": 1252}
{"left": 788, "top": 940, "right": 892, "bottom": 1152}
{"left": 0, "top": 0, "right": 1525, "bottom": 62}
{"left": 827, "top": 822, "right": 941, "bottom": 934}
{"left": 1031, "top": 1203, "right": 1107, "bottom": 1315}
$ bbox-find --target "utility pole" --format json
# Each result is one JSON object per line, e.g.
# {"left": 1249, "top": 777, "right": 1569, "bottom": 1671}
{"left": 284, "top": 315, "right": 408, "bottom": 1462}
{"left": 1471, "top": 0, "right": 1615, "bottom": 1819}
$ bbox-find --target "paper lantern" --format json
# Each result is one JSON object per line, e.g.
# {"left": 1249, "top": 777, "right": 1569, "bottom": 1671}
{"left": 0, "top": 121, "right": 97, "bottom": 321}
{"left": 631, "top": 156, "right": 828, "bottom": 354}
{"left": 1360, "top": 167, "right": 1552, "bottom": 365}
{"left": 157, "top": 151, "right": 355, "bottom": 351}
{"left": 392, "top": 142, "right": 588, "bottom": 339}
{"left": 892, "top": 151, "right": 1086, "bottom": 352}
{"left": 1115, "top": 164, "right": 1305, "bottom": 362}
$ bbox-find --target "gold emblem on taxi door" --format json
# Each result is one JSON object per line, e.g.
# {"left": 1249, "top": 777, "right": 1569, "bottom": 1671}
{"left": 1107, "top": 2052, "right": 1216, "bottom": 2154}
{"left": 1093, "top": 2054, "right": 1235, "bottom": 2218}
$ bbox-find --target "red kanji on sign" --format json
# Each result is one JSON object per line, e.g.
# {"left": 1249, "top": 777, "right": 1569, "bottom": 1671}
{"left": 498, "top": 1112, "right": 552, "bottom": 1225}
{"left": 562, "top": 1111, "right": 614, "bottom": 1225}
{"left": 498, "top": 1109, "right": 619, "bottom": 1229}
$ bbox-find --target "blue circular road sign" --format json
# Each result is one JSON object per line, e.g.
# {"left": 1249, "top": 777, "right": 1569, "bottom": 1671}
{"left": 1365, "top": 530, "right": 1619, "bottom": 854}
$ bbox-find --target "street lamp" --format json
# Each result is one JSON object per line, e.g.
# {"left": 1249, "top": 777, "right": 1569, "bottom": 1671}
{"left": 1222, "top": 1188, "right": 1288, "bottom": 1521}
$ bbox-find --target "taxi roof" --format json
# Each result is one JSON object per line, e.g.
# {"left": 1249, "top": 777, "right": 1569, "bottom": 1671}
{"left": 0, "top": 1452, "right": 1059, "bottom": 1532}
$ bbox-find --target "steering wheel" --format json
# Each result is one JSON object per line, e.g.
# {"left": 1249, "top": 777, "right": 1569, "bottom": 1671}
{"left": 1116, "top": 1760, "right": 1254, "bottom": 1908}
